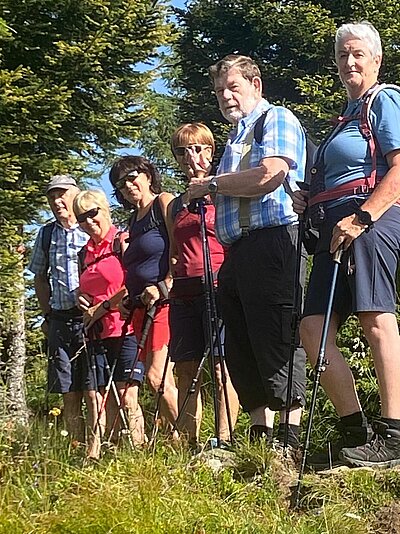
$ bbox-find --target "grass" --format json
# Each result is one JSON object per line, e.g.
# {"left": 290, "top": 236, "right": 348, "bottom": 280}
{"left": 2, "top": 356, "right": 398, "bottom": 533}
{"left": 1, "top": 413, "right": 400, "bottom": 534}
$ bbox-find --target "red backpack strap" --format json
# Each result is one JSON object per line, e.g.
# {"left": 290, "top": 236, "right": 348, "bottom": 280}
{"left": 359, "top": 84, "right": 380, "bottom": 185}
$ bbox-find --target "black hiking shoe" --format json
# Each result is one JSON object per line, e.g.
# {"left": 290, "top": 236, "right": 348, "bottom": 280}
{"left": 339, "top": 421, "right": 400, "bottom": 468}
{"left": 307, "top": 423, "right": 371, "bottom": 470}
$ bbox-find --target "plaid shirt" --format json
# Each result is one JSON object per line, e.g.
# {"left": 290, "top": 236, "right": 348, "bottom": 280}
{"left": 28, "top": 221, "right": 89, "bottom": 310}
{"left": 215, "top": 99, "right": 306, "bottom": 245}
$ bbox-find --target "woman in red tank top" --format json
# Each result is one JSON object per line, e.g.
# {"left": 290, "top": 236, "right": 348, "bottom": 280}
{"left": 166, "top": 123, "right": 239, "bottom": 448}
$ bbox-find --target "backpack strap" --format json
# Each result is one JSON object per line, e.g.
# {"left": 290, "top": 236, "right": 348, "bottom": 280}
{"left": 170, "top": 194, "right": 186, "bottom": 222}
{"left": 239, "top": 107, "right": 313, "bottom": 232}
{"left": 238, "top": 122, "right": 258, "bottom": 235}
{"left": 309, "top": 83, "right": 400, "bottom": 209}
{"left": 41, "top": 221, "right": 56, "bottom": 276}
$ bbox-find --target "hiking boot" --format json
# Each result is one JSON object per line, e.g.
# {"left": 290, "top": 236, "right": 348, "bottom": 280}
{"left": 307, "top": 423, "right": 371, "bottom": 470}
{"left": 339, "top": 421, "right": 400, "bottom": 468}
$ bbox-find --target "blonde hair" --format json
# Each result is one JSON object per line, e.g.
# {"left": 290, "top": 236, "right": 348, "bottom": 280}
{"left": 73, "top": 189, "right": 112, "bottom": 224}
{"left": 209, "top": 54, "right": 261, "bottom": 85}
{"left": 171, "top": 123, "right": 215, "bottom": 156}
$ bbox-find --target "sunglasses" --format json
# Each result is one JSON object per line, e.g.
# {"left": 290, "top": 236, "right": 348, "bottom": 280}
{"left": 115, "top": 170, "right": 139, "bottom": 191}
{"left": 174, "top": 144, "right": 212, "bottom": 157}
{"left": 77, "top": 207, "right": 100, "bottom": 224}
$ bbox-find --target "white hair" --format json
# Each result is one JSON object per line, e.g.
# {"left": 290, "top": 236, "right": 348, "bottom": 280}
{"left": 335, "top": 21, "right": 382, "bottom": 60}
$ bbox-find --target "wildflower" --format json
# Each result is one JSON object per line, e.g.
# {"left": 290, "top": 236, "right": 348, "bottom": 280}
{"left": 49, "top": 407, "right": 61, "bottom": 417}
{"left": 60, "top": 430, "right": 69, "bottom": 437}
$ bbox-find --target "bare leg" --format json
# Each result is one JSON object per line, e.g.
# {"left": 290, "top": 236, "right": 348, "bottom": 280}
{"left": 215, "top": 361, "right": 239, "bottom": 441}
{"left": 84, "top": 389, "right": 105, "bottom": 459}
{"left": 63, "top": 391, "right": 84, "bottom": 442}
{"left": 300, "top": 313, "right": 362, "bottom": 417}
{"left": 279, "top": 406, "right": 302, "bottom": 426}
{"left": 146, "top": 345, "right": 179, "bottom": 428}
{"left": 359, "top": 312, "right": 400, "bottom": 419}
{"left": 175, "top": 360, "right": 203, "bottom": 443}
{"left": 115, "top": 381, "right": 146, "bottom": 445}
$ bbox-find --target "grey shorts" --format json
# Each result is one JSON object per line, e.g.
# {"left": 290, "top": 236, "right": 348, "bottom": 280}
{"left": 304, "top": 202, "right": 400, "bottom": 323}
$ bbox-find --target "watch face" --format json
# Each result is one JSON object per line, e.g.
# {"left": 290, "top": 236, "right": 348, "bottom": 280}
{"left": 102, "top": 300, "right": 111, "bottom": 310}
{"left": 358, "top": 210, "right": 372, "bottom": 226}
{"left": 208, "top": 178, "right": 218, "bottom": 193}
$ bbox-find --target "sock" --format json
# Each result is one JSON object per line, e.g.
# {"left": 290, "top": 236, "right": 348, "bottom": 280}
{"left": 381, "top": 418, "right": 400, "bottom": 431}
{"left": 340, "top": 411, "right": 367, "bottom": 428}
{"left": 278, "top": 423, "right": 300, "bottom": 449}
{"left": 249, "top": 425, "right": 273, "bottom": 442}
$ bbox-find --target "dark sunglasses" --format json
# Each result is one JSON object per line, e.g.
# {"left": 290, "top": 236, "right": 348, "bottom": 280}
{"left": 115, "top": 170, "right": 139, "bottom": 191}
{"left": 174, "top": 144, "right": 211, "bottom": 157}
{"left": 77, "top": 207, "right": 100, "bottom": 224}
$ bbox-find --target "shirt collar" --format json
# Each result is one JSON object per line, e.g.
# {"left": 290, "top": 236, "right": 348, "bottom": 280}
{"left": 85, "top": 225, "right": 116, "bottom": 253}
{"left": 239, "top": 98, "right": 272, "bottom": 130}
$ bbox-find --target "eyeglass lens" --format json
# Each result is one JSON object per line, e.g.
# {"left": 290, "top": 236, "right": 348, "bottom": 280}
{"left": 77, "top": 207, "right": 100, "bottom": 223}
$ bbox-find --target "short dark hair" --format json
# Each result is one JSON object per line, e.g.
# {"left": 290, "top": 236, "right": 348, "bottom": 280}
{"left": 109, "top": 155, "right": 162, "bottom": 207}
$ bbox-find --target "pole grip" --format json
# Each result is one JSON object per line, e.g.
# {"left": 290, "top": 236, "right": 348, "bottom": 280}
{"left": 333, "top": 244, "right": 344, "bottom": 263}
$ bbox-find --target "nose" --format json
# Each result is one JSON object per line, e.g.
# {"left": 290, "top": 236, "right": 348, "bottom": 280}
{"left": 221, "top": 88, "right": 232, "bottom": 101}
{"left": 346, "top": 53, "right": 356, "bottom": 67}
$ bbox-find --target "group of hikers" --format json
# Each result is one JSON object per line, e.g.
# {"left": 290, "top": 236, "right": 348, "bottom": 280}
{"left": 29, "top": 21, "right": 400, "bottom": 471}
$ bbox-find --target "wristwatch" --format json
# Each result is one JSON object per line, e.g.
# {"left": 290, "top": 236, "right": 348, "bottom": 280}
{"left": 102, "top": 300, "right": 111, "bottom": 310}
{"left": 207, "top": 176, "right": 218, "bottom": 194}
{"left": 356, "top": 209, "right": 374, "bottom": 232}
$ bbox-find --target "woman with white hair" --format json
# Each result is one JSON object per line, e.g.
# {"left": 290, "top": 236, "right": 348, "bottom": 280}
{"left": 74, "top": 189, "right": 145, "bottom": 459}
{"left": 294, "top": 21, "right": 400, "bottom": 468}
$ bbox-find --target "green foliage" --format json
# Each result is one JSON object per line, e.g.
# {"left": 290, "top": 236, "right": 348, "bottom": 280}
{"left": 0, "top": 0, "right": 173, "bottom": 398}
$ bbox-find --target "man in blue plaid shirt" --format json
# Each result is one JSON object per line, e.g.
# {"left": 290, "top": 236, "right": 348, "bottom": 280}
{"left": 29, "top": 175, "right": 88, "bottom": 442}
{"left": 188, "top": 55, "right": 307, "bottom": 451}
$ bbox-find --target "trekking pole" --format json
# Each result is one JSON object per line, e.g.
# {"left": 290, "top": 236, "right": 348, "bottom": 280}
{"left": 108, "top": 301, "right": 157, "bottom": 443}
{"left": 91, "top": 313, "right": 134, "bottom": 449}
{"left": 148, "top": 350, "right": 170, "bottom": 446}
{"left": 171, "top": 320, "right": 222, "bottom": 436}
{"left": 293, "top": 245, "right": 344, "bottom": 508}
{"left": 283, "top": 216, "right": 306, "bottom": 454}
{"left": 198, "top": 198, "right": 234, "bottom": 445}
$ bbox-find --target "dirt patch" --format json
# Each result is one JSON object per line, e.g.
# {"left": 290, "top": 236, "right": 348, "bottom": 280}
{"left": 372, "top": 502, "right": 400, "bottom": 534}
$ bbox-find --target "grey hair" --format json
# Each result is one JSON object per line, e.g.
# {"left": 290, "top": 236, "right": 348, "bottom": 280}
{"left": 335, "top": 21, "right": 382, "bottom": 59}
{"left": 209, "top": 54, "right": 261, "bottom": 85}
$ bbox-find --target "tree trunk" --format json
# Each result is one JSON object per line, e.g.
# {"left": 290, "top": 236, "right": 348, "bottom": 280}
{"left": 6, "top": 270, "right": 28, "bottom": 425}
{"left": 0, "top": 242, "right": 29, "bottom": 426}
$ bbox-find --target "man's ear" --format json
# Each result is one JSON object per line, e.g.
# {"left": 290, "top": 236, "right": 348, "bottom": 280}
{"left": 253, "top": 76, "right": 262, "bottom": 96}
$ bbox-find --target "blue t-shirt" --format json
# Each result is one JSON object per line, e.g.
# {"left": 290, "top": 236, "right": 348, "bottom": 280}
{"left": 323, "top": 88, "right": 400, "bottom": 205}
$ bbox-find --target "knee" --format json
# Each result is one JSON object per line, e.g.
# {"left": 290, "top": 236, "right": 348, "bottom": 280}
{"left": 146, "top": 370, "right": 162, "bottom": 392}
{"left": 359, "top": 312, "right": 395, "bottom": 344}
{"left": 299, "top": 317, "right": 316, "bottom": 352}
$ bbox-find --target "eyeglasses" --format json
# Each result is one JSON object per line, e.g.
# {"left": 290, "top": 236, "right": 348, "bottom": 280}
{"left": 174, "top": 145, "right": 212, "bottom": 157}
{"left": 115, "top": 170, "right": 139, "bottom": 191}
{"left": 77, "top": 207, "right": 100, "bottom": 224}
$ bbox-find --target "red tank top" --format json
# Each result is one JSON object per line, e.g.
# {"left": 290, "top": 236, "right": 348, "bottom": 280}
{"left": 172, "top": 201, "right": 225, "bottom": 278}
{"left": 79, "top": 226, "right": 133, "bottom": 339}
